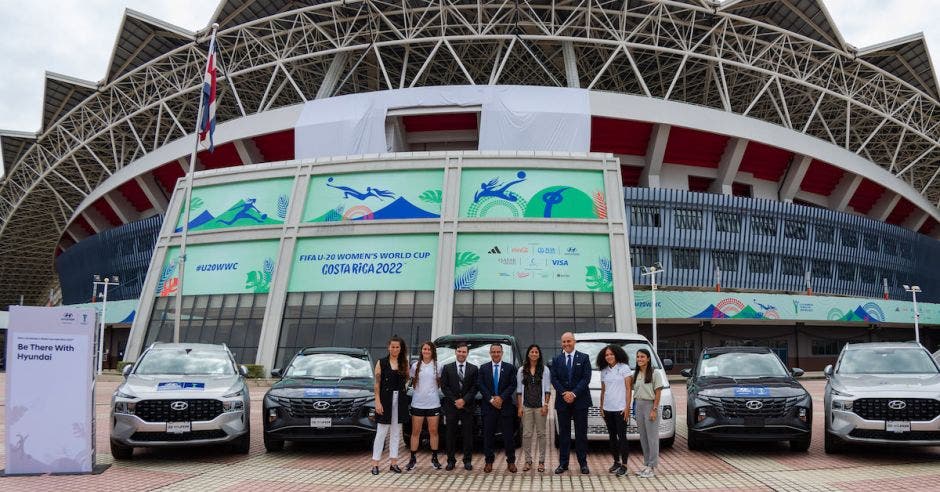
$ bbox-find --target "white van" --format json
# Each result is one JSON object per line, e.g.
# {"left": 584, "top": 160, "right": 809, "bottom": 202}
{"left": 555, "top": 332, "right": 676, "bottom": 447}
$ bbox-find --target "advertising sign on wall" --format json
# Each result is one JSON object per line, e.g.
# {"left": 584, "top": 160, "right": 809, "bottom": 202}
{"left": 633, "top": 290, "right": 940, "bottom": 325}
{"left": 176, "top": 178, "right": 294, "bottom": 232}
{"left": 458, "top": 168, "right": 606, "bottom": 219}
{"left": 454, "top": 233, "right": 613, "bottom": 292}
{"left": 288, "top": 234, "right": 439, "bottom": 292}
{"left": 5, "top": 306, "right": 95, "bottom": 474}
{"left": 304, "top": 169, "right": 444, "bottom": 222}
{"left": 157, "top": 240, "right": 280, "bottom": 296}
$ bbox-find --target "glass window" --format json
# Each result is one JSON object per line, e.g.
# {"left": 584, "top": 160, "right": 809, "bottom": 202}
{"left": 838, "top": 347, "right": 939, "bottom": 374}
{"left": 841, "top": 229, "right": 858, "bottom": 248}
{"left": 675, "top": 209, "right": 703, "bottom": 230}
{"left": 784, "top": 220, "right": 807, "bottom": 240}
{"left": 837, "top": 263, "right": 855, "bottom": 281}
{"left": 882, "top": 237, "right": 897, "bottom": 256}
{"left": 631, "top": 206, "right": 661, "bottom": 227}
{"left": 672, "top": 248, "right": 700, "bottom": 270}
{"left": 631, "top": 246, "right": 658, "bottom": 268}
{"left": 859, "top": 267, "right": 877, "bottom": 284}
{"left": 747, "top": 254, "right": 773, "bottom": 274}
{"left": 751, "top": 216, "right": 776, "bottom": 236}
{"left": 863, "top": 234, "right": 879, "bottom": 252}
{"left": 657, "top": 339, "right": 696, "bottom": 364}
{"left": 714, "top": 212, "right": 740, "bottom": 233}
{"left": 812, "top": 260, "right": 830, "bottom": 279}
{"left": 899, "top": 241, "right": 912, "bottom": 259}
{"left": 811, "top": 339, "right": 844, "bottom": 356}
{"left": 697, "top": 351, "right": 788, "bottom": 377}
{"left": 284, "top": 352, "right": 373, "bottom": 379}
{"left": 135, "top": 347, "right": 235, "bottom": 376}
{"left": 781, "top": 257, "right": 803, "bottom": 276}
{"left": 712, "top": 251, "right": 738, "bottom": 272}
{"left": 815, "top": 225, "right": 834, "bottom": 244}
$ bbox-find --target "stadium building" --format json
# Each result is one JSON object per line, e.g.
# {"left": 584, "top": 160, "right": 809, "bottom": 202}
{"left": 2, "top": 0, "right": 940, "bottom": 372}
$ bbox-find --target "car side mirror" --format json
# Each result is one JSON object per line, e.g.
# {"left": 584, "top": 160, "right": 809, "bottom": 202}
{"left": 270, "top": 368, "right": 282, "bottom": 378}
{"left": 823, "top": 365, "right": 833, "bottom": 378}
{"left": 239, "top": 365, "right": 249, "bottom": 377}
{"left": 680, "top": 368, "right": 692, "bottom": 378}
{"left": 662, "top": 358, "right": 674, "bottom": 371}
{"left": 122, "top": 364, "right": 133, "bottom": 377}
{"left": 791, "top": 368, "right": 804, "bottom": 378}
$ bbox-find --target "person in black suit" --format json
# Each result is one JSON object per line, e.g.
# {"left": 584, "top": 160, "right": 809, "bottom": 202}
{"left": 478, "top": 343, "right": 518, "bottom": 473}
{"left": 440, "top": 342, "right": 479, "bottom": 471}
{"left": 550, "top": 331, "right": 593, "bottom": 474}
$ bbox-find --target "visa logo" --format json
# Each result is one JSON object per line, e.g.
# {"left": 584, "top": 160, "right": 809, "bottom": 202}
{"left": 552, "top": 259, "right": 569, "bottom": 266}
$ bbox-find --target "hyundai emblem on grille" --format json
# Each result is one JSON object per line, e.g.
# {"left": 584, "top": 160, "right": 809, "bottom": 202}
{"left": 170, "top": 401, "right": 189, "bottom": 411}
{"left": 888, "top": 400, "right": 907, "bottom": 410}
{"left": 313, "top": 400, "right": 331, "bottom": 410}
{"left": 745, "top": 400, "right": 764, "bottom": 410}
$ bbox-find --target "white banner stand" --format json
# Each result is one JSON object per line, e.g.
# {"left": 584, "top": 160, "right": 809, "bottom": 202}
{"left": 3, "top": 306, "right": 105, "bottom": 476}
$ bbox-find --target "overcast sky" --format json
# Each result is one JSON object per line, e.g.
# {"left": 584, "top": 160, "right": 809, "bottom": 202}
{"left": 0, "top": 0, "right": 938, "bottom": 141}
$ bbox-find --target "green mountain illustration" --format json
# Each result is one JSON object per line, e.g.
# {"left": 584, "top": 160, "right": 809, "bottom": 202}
{"left": 309, "top": 206, "right": 344, "bottom": 222}
{"left": 194, "top": 200, "right": 283, "bottom": 230}
{"left": 730, "top": 305, "right": 761, "bottom": 319}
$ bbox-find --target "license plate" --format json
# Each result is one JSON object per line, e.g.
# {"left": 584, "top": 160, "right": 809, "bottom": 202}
{"left": 166, "top": 422, "right": 191, "bottom": 434}
{"left": 886, "top": 421, "right": 910, "bottom": 433}
{"left": 310, "top": 417, "right": 332, "bottom": 428}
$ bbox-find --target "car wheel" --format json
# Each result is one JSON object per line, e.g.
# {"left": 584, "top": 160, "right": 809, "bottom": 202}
{"left": 110, "top": 439, "right": 134, "bottom": 460}
{"left": 824, "top": 431, "right": 843, "bottom": 454}
{"left": 232, "top": 427, "right": 251, "bottom": 454}
{"left": 687, "top": 430, "right": 704, "bottom": 451}
{"left": 660, "top": 435, "right": 675, "bottom": 448}
{"left": 789, "top": 435, "right": 811, "bottom": 452}
{"left": 263, "top": 434, "right": 284, "bottom": 452}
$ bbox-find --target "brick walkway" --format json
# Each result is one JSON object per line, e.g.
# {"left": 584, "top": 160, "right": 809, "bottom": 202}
{"left": 1, "top": 376, "right": 938, "bottom": 491}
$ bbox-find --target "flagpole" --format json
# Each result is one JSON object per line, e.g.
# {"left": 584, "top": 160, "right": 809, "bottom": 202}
{"left": 173, "top": 23, "right": 219, "bottom": 343}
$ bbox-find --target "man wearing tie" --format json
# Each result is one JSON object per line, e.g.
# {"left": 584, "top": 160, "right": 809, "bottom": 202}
{"left": 550, "top": 332, "right": 593, "bottom": 474}
{"left": 440, "top": 342, "right": 479, "bottom": 471}
{"left": 478, "top": 343, "right": 518, "bottom": 473}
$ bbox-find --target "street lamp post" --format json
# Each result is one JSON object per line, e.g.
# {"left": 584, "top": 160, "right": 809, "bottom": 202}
{"left": 93, "top": 275, "right": 120, "bottom": 375}
{"left": 641, "top": 263, "right": 663, "bottom": 353}
{"left": 902, "top": 285, "right": 921, "bottom": 345}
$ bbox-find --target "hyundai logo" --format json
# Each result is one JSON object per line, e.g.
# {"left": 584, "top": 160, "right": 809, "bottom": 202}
{"left": 745, "top": 400, "right": 764, "bottom": 410}
{"left": 170, "top": 401, "right": 189, "bottom": 411}
{"left": 888, "top": 400, "right": 907, "bottom": 410}
{"left": 312, "top": 400, "right": 331, "bottom": 411}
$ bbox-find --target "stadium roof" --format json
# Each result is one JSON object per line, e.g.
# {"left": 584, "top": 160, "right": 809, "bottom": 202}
{"left": 858, "top": 33, "right": 940, "bottom": 101}
{"left": 105, "top": 9, "right": 194, "bottom": 84}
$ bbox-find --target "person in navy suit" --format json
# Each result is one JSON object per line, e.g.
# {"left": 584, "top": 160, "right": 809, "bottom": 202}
{"left": 478, "top": 343, "right": 518, "bottom": 473}
{"left": 550, "top": 331, "right": 593, "bottom": 474}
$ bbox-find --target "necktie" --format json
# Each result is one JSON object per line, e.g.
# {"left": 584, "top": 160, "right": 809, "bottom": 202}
{"left": 458, "top": 364, "right": 464, "bottom": 381}
{"left": 566, "top": 353, "right": 573, "bottom": 380}
{"left": 493, "top": 363, "right": 500, "bottom": 391}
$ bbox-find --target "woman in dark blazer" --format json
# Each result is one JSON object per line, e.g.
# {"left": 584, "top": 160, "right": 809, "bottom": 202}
{"left": 371, "top": 335, "right": 410, "bottom": 475}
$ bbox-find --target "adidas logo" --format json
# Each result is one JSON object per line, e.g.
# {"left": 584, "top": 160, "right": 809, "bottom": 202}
{"left": 488, "top": 246, "right": 502, "bottom": 254}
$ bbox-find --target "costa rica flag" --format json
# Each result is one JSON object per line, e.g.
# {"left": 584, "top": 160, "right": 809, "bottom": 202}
{"left": 198, "top": 36, "right": 217, "bottom": 152}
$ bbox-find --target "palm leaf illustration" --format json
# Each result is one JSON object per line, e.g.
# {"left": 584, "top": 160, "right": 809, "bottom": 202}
{"left": 455, "top": 251, "right": 480, "bottom": 268}
{"left": 454, "top": 267, "right": 478, "bottom": 290}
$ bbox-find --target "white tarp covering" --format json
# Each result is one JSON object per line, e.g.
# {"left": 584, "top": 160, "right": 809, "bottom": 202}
{"left": 5, "top": 306, "right": 95, "bottom": 474}
{"left": 294, "top": 85, "right": 590, "bottom": 159}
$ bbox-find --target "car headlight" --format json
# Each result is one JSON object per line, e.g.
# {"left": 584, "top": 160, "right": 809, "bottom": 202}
{"left": 223, "top": 400, "right": 245, "bottom": 413}
{"left": 831, "top": 399, "right": 853, "bottom": 411}
{"left": 222, "top": 388, "right": 245, "bottom": 399}
{"left": 114, "top": 401, "right": 136, "bottom": 415}
{"left": 115, "top": 390, "right": 136, "bottom": 399}
{"left": 830, "top": 387, "right": 853, "bottom": 398}
{"left": 661, "top": 405, "right": 673, "bottom": 420}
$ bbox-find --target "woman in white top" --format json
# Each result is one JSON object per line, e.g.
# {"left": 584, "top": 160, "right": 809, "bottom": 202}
{"left": 633, "top": 348, "right": 664, "bottom": 479}
{"left": 406, "top": 341, "right": 442, "bottom": 471}
{"left": 597, "top": 344, "right": 632, "bottom": 477}
{"left": 516, "top": 344, "right": 551, "bottom": 472}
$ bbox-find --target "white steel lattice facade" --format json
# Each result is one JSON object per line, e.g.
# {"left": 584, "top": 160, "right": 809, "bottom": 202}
{"left": 2, "top": 0, "right": 940, "bottom": 307}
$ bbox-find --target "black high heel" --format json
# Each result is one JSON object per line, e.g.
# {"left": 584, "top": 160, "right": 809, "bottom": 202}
{"left": 389, "top": 464, "right": 402, "bottom": 473}
{"left": 371, "top": 466, "right": 380, "bottom": 475}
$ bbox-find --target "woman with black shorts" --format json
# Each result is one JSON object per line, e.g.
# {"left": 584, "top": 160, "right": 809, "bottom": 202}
{"left": 406, "top": 341, "right": 443, "bottom": 470}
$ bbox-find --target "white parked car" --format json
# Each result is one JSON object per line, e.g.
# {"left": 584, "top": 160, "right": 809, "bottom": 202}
{"left": 555, "top": 332, "right": 676, "bottom": 447}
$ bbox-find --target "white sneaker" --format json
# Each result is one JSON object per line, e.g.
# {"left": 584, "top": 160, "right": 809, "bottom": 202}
{"left": 639, "top": 467, "right": 656, "bottom": 478}
{"left": 635, "top": 466, "right": 649, "bottom": 477}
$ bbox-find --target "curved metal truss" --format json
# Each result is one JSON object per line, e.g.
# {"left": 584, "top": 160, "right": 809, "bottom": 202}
{"left": 2, "top": 0, "right": 940, "bottom": 305}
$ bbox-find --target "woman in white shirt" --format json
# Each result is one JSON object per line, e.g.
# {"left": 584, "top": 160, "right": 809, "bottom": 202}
{"left": 406, "top": 341, "right": 442, "bottom": 471}
{"left": 597, "top": 344, "right": 632, "bottom": 477}
{"left": 633, "top": 348, "right": 664, "bottom": 478}
{"left": 516, "top": 344, "right": 551, "bottom": 472}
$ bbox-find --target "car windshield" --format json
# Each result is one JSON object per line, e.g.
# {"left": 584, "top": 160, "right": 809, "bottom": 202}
{"left": 838, "top": 347, "right": 940, "bottom": 374}
{"left": 577, "top": 341, "right": 662, "bottom": 370}
{"left": 285, "top": 353, "right": 373, "bottom": 379}
{"left": 698, "top": 351, "right": 789, "bottom": 378}
{"left": 437, "top": 341, "right": 515, "bottom": 366}
{"left": 135, "top": 349, "right": 235, "bottom": 376}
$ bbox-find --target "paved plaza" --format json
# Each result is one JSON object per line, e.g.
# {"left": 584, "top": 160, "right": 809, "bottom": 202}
{"left": 1, "top": 375, "right": 938, "bottom": 491}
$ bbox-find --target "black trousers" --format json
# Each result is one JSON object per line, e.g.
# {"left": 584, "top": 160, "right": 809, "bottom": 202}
{"left": 603, "top": 410, "right": 629, "bottom": 464}
{"left": 444, "top": 406, "right": 474, "bottom": 464}
{"left": 482, "top": 409, "right": 516, "bottom": 464}
{"left": 556, "top": 405, "right": 588, "bottom": 467}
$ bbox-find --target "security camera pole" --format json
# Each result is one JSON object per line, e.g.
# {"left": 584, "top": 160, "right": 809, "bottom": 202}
{"left": 641, "top": 263, "right": 663, "bottom": 353}
{"left": 902, "top": 285, "right": 921, "bottom": 345}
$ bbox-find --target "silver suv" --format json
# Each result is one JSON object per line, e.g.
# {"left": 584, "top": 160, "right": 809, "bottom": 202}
{"left": 824, "top": 342, "right": 940, "bottom": 453}
{"left": 110, "top": 343, "right": 251, "bottom": 459}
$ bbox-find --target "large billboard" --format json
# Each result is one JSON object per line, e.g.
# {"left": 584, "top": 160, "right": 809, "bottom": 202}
{"left": 157, "top": 240, "right": 280, "bottom": 296}
{"left": 454, "top": 233, "right": 612, "bottom": 292}
{"left": 176, "top": 178, "right": 293, "bottom": 232}
{"left": 458, "top": 168, "right": 606, "bottom": 219}
{"left": 304, "top": 169, "right": 443, "bottom": 221}
{"left": 288, "top": 234, "right": 439, "bottom": 292}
